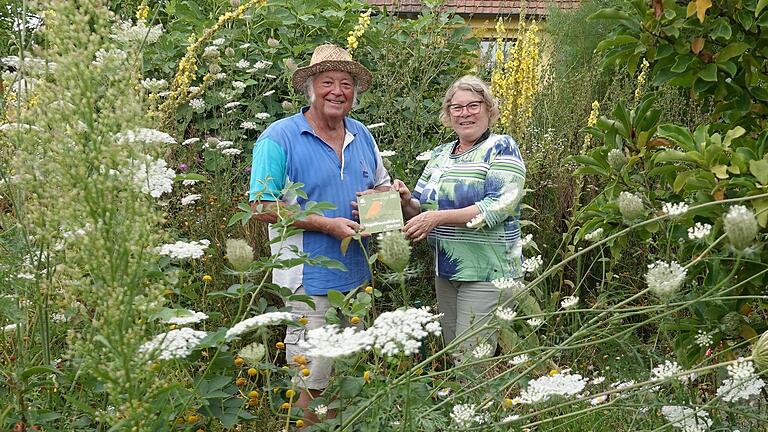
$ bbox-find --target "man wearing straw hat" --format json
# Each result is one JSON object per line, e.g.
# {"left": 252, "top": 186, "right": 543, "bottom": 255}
{"left": 249, "top": 44, "right": 391, "bottom": 425}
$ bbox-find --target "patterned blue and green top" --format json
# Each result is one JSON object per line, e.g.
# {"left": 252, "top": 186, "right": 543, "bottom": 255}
{"left": 412, "top": 131, "right": 526, "bottom": 281}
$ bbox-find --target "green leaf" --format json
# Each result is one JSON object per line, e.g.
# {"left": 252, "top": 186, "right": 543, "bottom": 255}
{"left": 715, "top": 42, "right": 750, "bottom": 63}
{"left": 327, "top": 290, "right": 345, "bottom": 308}
{"left": 21, "top": 366, "right": 60, "bottom": 381}
{"left": 673, "top": 171, "right": 694, "bottom": 193}
{"left": 753, "top": 198, "right": 768, "bottom": 227}
{"left": 595, "top": 35, "right": 638, "bottom": 51}
{"left": 749, "top": 159, "right": 768, "bottom": 184}
{"left": 657, "top": 124, "right": 696, "bottom": 151}
{"left": 698, "top": 63, "right": 718, "bottom": 81}
{"left": 338, "top": 376, "right": 365, "bottom": 398}
{"left": 340, "top": 236, "right": 352, "bottom": 256}
{"left": 671, "top": 54, "right": 696, "bottom": 73}
{"left": 588, "top": 8, "right": 632, "bottom": 21}
{"left": 723, "top": 126, "right": 746, "bottom": 147}
{"left": 324, "top": 307, "right": 341, "bottom": 325}
{"left": 758, "top": 0, "right": 768, "bottom": 17}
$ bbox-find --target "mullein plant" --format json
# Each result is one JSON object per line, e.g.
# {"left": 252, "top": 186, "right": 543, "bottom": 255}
{"left": 2, "top": 0, "right": 180, "bottom": 428}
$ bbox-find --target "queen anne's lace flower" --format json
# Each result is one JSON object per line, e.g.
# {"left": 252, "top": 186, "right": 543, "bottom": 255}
{"left": 492, "top": 277, "right": 526, "bottom": 296}
{"left": 584, "top": 227, "right": 604, "bottom": 242}
{"left": 254, "top": 112, "right": 270, "bottom": 120}
{"left": 189, "top": 98, "right": 205, "bottom": 110}
{"left": 139, "top": 328, "right": 207, "bottom": 360}
{"left": 522, "top": 255, "right": 543, "bottom": 274}
{"left": 509, "top": 354, "right": 529, "bottom": 365}
{"left": 694, "top": 330, "right": 713, "bottom": 347}
{"left": 495, "top": 306, "right": 517, "bottom": 321}
{"left": 131, "top": 155, "right": 176, "bottom": 198}
{"left": 141, "top": 78, "right": 168, "bottom": 92}
{"left": 379, "top": 150, "right": 396, "bottom": 157}
{"left": 662, "top": 202, "right": 689, "bottom": 217}
{"left": 116, "top": 128, "right": 176, "bottom": 145}
{"left": 661, "top": 406, "right": 712, "bottom": 432}
{"left": 645, "top": 260, "right": 687, "bottom": 297}
{"left": 225, "top": 311, "right": 294, "bottom": 340}
{"left": 236, "top": 59, "right": 250, "bottom": 69}
{"left": 471, "top": 343, "right": 493, "bottom": 359}
{"left": 687, "top": 222, "right": 711, "bottom": 240}
{"left": 241, "top": 121, "right": 257, "bottom": 130}
{"left": 560, "top": 295, "right": 579, "bottom": 309}
{"left": 716, "top": 357, "right": 765, "bottom": 402}
{"left": 157, "top": 239, "right": 210, "bottom": 260}
{"left": 526, "top": 318, "right": 543, "bottom": 327}
{"left": 180, "top": 194, "right": 201, "bottom": 206}
{"left": 450, "top": 404, "right": 487, "bottom": 429}
{"left": 112, "top": 20, "right": 163, "bottom": 43}
{"left": 300, "top": 325, "right": 373, "bottom": 359}
{"left": 651, "top": 360, "right": 684, "bottom": 382}
{"left": 518, "top": 372, "right": 588, "bottom": 404}
{"left": 415, "top": 150, "right": 432, "bottom": 161}
{"left": 222, "top": 148, "right": 242, "bottom": 156}
{"left": 367, "top": 307, "right": 441, "bottom": 356}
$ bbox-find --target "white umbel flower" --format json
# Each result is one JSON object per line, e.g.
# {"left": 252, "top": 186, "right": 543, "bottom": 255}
{"left": 518, "top": 372, "right": 588, "bottom": 404}
{"left": 694, "top": 330, "right": 713, "bottom": 347}
{"left": 491, "top": 277, "right": 526, "bottom": 296}
{"left": 509, "top": 354, "right": 529, "bottom": 365}
{"left": 368, "top": 307, "right": 442, "bottom": 356}
{"left": 299, "top": 325, "right": 373, "bottom": 359}
{"left": 584, "top": 227, "right": 604, "bottom": 242}
{"left": 157, "top": 239, "right": 210, "bottom": 260}
{"left": 139, "top": 328, "right": 207, "bottom": 360}
{"left": 661, "top": 406, "right": 712, "bottom": 432}
{"left": 716, "top": 357, "right": 765, "bottom": 402}
{"left": 112, "top": 21, "right": 164, "bottom": 44}
{"left": 116, "top": 128, "right": 176, "bottom": 145}
{"left": 379, "top": 150, "right": 396, "bottom": 157}
{"left": 415, "top": 150, "right": 432, "bottom": 161}
{"left": 254, "top": 112, "right": 270, "bottom": 120}
{"left": 651, "top": 360, "right": 685, "bottom": 382}
{"left": 645, "top": 260, "right": 687, "bottom": 297}
{"left": 241, "top": 121, "right": 258, "bottom": 130}
{"left": 526, "top": 318, "right": 544, "bottom": 327}
{"left": 221, "top": 148, "right": 242, "bottom": 156}
{"left": 560, "top": 295, "right": 579, "bottom": 309}
{"left": 687, "top": 222, "right": 712, "bottom": 240}
{"left": 662, "top": 202, "right": 689, "bottom": 217}
{"left": 131, "top": 155, "right": 176, "bottom": 198}
{"left": 495, "top": 307, "right": 518, "bottom": 321}
{"left": 522, "top": 255, "right": 543, "bottom": 274}
{"left": 225, "top": 311, "right": 294, "bottom": 340}
{"left": 450, "top": 404, "right": 487, "bottom": 429}
{"left": 181, "top": 194, "right": 201, "bottom": 205}
{"left": 471, "top": 343, "right": 493, "bottom": 359}
{"left": 164, "top": 310, "right": 208, "bottom": 325}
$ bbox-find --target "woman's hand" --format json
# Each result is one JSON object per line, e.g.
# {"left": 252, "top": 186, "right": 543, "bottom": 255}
{"left": 403, "top": 211, "right": 441, "bottom": 241}
{"left": 392, "top": 179, "right": 413, "bottom": 205}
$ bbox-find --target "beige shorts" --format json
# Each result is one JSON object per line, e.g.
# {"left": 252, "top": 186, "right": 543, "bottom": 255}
{"left": 285, "top": 286, "right": 359, "bottom": 390}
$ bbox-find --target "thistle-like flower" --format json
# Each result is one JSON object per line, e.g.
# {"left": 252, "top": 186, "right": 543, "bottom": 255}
{"left": 377, "top": 231, "right": 411, "bottom": 273}
{"left": 645, "top": 260, "right": 686, "bottom": 298}
{"left": 607, "top": 149, "right": 627, "bottom": 171}
{"left": 723, "top": 205, "right": 758, "bottom": 251}
{"left": 226, "top": 238, "right": 254, "bottom": 271}
{"left": 617, "top": 191, "right": 645, "bottom": 223}
{"left": 753, "top": 330, "right": 768, "bottom": 372}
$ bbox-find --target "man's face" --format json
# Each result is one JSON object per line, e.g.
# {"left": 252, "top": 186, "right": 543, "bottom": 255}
{"left": 309, "top": 70, "right": 355, "bottom": 120}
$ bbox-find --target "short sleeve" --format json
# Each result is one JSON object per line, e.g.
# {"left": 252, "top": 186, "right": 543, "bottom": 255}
{"left": 249, "top": 137, "right": 286, "bottom": 201}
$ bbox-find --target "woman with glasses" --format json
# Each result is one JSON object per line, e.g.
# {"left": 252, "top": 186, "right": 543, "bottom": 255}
{"left": 392, "top": 75, "right": 526, "bottom": 360}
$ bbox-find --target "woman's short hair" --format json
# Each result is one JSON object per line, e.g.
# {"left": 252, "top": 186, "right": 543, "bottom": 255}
{"left": 439, "top": 75, "right": 500, "bottom": 128}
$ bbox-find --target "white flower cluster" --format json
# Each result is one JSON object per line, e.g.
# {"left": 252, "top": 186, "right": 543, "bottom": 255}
{"left": 560, "top": 295, "right": 579, "bottom": 309}
{"left": 1, "top": 55, "right": 56, "bottom": 74}
{"left": 157, "top": 239, "right": 210, "bottom": 260}
{"left": 181, "top": 194, "right": 201, "bottom": 206}
{"left": 687, "top": 222, "right": 711, "bottom": 240}
{"left": 450, "top": 404, "right": 487, "bottom": 429}
{"left": 92, "top": 48, "right": 127, "bottom": 66}
{"left": 131, "top": 155, "right": 176, "bottom": 198}
{"left": 521, "top": 233, "right": 533, "bottom": 247}
{"left": 716, "top": 357, "right": 765, "bottom": 402}
{"left": 526, "top": 318, "right": 544, "bottom": 327}
{"left": 617, "top": 191, "right": 645, "bottom": 222}
{"left": 495, "top": 306, "right": 517, "bottom": 321}
{"left": 241, "top": 121, "right": 258, "bottom": 130}
{"left": 139, "top": 327, "right": 207, "bottom": 360}
{"left": 379, "top": 150, "right": 396, "bottom": 157}
{"left": 254, "top": 112, "right": 271, "bottom": 120}
{"left": 415, "top": 150, "right": 432, "bottom": 161}
{"left": 471, "top": 343, "right": 493, "bottom": 359}
{"left": 222, "top": 148, "right": 242, "bottom": 156}
{"left": 651, "top": 360, "right": 684, "bottom": 382}
{"left": 141, "top": 78, "right": 168, "bottom": 93}
{"left": 645, "top": 260, "right": 687, "bottom": 297}
{"left": 518, "top": 371, "right": 588, "bottom": 404}
{"left": 225, "top": 311, "right": 294, "bottom": 340}
{"left": 236, "top": 59, "right": 250, "bottom": 69}
{"left": 694, "top": 330, "right": 713, "bottom": 347}
{"left": 662, "top": 202, "right": 689, "bottom": 217}
{"left": 723, "top": 205, "right": 759, "bottom": 251}
{"left": 366, "top": 307, "right": 442, "bottom": 356}
{"left": 522, "top": 255, "right": 543, "bottom": 274}
{"left": 491, "top": 277, "right": 526, "bottom": 296}
{"left": 112, "top": 20, "right": 164, "bottom": 44}
{"left": 116, "top": 128, "right": 176, "bottom": 145}
{"left": 661, "top": 406, "right": 712, "bottom": 432}
{"left": 509, "top": 354, "right": 529, "bottom": 365}
{"left": 300, "top": 307, "right": 442, "bottom": 359}
{"left": 189, "top": 98, "right": 205, "bottom": 111}
{"left": 164, "top": 310, "right": 208, "bottom": 325}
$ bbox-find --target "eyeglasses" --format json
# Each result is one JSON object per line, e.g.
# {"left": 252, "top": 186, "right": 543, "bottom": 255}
{"left": 448, "top": 100, "right": 484, "bottom": 115}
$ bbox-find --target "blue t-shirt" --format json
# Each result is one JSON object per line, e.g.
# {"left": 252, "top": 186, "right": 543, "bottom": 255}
{"left": 249, "top": 108, "right": 390, "bottom": 295}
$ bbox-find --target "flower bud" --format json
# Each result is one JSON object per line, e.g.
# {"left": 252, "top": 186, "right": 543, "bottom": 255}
{"left": 224, "top": 47, "right": 235, "bottom": 57}
{"left": 226, "top": 238, "right": 253, "bottom": 271}
{"left": 617, "top": 191, "right": 645, "bottom": 223}
{"left": 230, "top": 0, "right": 241, "bottom": 6}
{"left": 723, "top": 205, "right": 758, "bottom": 251}
{"left": 267, "top": 38, "right": 279, "bottom": 48}
{"left": 283, "top": 58, "right": 297, "bottom": 73}
{"left": 281, "top": 100, "right": 294, "bottom": 111}
{"left": 607, "top": 149, "right": 627, "bottom": 171}
{"left": 720, "top": 311, "right": 743, "bottom": 338}
{"left": 753, "top": 330, "right": 768, "bottom": 372}
{"left": 377, "top": 231, "right": 411, "bottom": 273}
{"left": 209, "top": 63, "right": 222, "bottom": 74}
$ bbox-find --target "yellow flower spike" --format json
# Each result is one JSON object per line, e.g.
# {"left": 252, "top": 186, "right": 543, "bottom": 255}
{"left": 136, "top": 3, "right": 149, "bottom": 22}
{"left": 363, "top": 370, "right": 371, "bottom": 383}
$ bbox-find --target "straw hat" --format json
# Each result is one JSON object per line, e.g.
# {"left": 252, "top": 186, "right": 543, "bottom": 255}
{"left": 291, "top": 44, "right": 372, "bottom": 93}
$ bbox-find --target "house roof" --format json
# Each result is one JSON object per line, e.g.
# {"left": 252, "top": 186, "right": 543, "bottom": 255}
{"left": 365, "top": 0, "right": 581, "bottom": 16}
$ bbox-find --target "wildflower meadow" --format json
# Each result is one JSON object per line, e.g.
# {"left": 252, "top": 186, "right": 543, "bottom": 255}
{"left": 1, "top": 0, "right": 767, "bottom": 431}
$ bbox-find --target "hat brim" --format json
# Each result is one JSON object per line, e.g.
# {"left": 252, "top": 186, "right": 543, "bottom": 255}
{"left": 291, "top": 60, "right": 372, "bottom": 94}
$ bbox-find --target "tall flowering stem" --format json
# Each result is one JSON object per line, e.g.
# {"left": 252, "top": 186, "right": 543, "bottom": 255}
{"left": 159, "top": 0, "right": 267, "bottom": 126}
{"left": 347, "top": 9, "right": 372, "bottom": 54}
{"left": 490, "top": 17, "right": 541, "bottom": 137}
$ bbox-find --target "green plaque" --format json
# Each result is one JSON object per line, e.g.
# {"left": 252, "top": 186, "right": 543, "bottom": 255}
{"left": 357, "top": 190, "right": 404, "bottom": 234}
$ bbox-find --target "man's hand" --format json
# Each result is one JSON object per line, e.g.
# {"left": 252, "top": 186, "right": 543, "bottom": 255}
{"left": 324, "top": 217, "right": 364, "bottom": 240}
{"left": 403, "top": 211, "right": 441, "bottom": 241}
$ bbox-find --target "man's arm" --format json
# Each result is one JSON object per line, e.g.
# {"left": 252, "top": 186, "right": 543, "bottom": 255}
{"left": 251, "top": 200, "right": 362, "bottom": 240}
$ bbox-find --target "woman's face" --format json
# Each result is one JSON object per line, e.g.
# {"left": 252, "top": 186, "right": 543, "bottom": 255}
{"left": 447, "top": 89, "right": 489, "bottom": 144}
